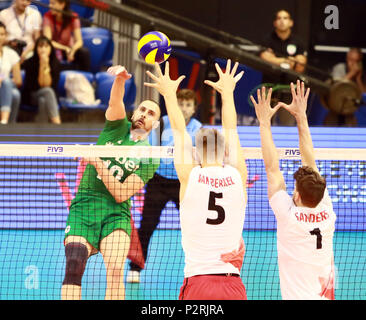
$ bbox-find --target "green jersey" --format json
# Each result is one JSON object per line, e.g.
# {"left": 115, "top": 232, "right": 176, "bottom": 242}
{"left": 65, "top": 118, "right": 159, "bottom": 248}
{"left": 78, "top": 117, "right": 159, "bottom": 203}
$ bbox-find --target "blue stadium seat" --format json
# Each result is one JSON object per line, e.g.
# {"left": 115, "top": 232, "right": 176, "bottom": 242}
{"left": 95, "top": 72, "right": 137, "bottom": 111}
{"left": 32, "top": 0, "right": 48, "bottom": 16}
{"left": 0, "top": 1, "right": 12, "bottom": 11}
{"left": 81, "top": 27, "right": 114, "bottom": 73}
{"left": 58, "top": 70, "right": 102, "bottom": 110}
{"left": 58, "top": 70, "right": 94, "bottom": 96}
{"left": 71, "top": 2, "right": 94, "bottom": 21}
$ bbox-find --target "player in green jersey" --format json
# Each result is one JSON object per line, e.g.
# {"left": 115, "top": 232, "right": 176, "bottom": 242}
{"left": 61, "top": 66, "right": 161, "bottom": 300}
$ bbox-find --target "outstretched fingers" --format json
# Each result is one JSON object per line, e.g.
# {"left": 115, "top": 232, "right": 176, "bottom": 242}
{"left": 300, "top": 81, "right": 305, "bottom": 97}
{"left": 257, "top": 88, "right": 262, "bottom": 104}
{"left": 226, "top": 59, "right": 231, "bottom": 74}
{"left": 305, "top": 87, "right": 310, "bottom": 101}
{"left": 296, "top": 80, "right": 301, "bottom": 96}
{"left": 290, "top": 82, "right": 297, "bottom": 100}
{"left": 215, "top": 63, "right": 224, "bottom": 77}
{"left": 144, "top": 81, "right": 157, "bottom": 88}
{"left": 146, "top": 70, "right": 159, "bottom": 82}
{"left": 230, "top": 61, "right": 239, "bottom": 77}
{"left": 250, "top": 94, "right": 258, "bottom": 107}
{"left": 176, "top": 75, "right": 186, "bottom": 86}
{"left": 204, "top": 79, "right": 222, "bottom": 92}
{"left": 154, "top": 62, "right": 163, "bottom": 77}
{"left": 234, "top": 70, "right": 244, "bottom": 83}
{"left": 164, "top": 61, "right": 170, "bottom": 76}
{"left": 261, "top": 86, "right": 268, "bottom": 101}
{"left": 266, "top": 87, "right": 273, "bottom": 104}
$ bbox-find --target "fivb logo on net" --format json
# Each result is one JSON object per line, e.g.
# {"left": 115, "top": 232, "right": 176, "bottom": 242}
{"left": 47, "top": 146, "right": 64, "bottom": 154}
{"left": 284, "top": 148, "right": 301, "bottom": 159}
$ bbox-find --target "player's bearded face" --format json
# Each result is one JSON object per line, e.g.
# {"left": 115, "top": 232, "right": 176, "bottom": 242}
{"left": 131, "top": 103, "right": 160, "bottom": 132}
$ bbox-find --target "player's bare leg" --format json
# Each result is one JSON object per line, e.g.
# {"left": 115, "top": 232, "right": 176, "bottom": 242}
{"left": 61, "top": 236, "right": 93, "bottom": 300}
{"left": 100, "top": 229, "right": 130, "bottom": 300}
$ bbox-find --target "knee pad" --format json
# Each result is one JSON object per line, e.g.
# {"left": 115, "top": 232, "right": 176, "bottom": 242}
{"left": 62, "top": 243, "right": 88, "bottom": 286}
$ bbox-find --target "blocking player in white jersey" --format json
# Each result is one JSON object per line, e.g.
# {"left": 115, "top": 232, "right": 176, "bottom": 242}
{"left": 250, "top": 80, "right": 336, "bottom": 300}
{"left": 145, "top": 59, "right": 248, "bottom": 300}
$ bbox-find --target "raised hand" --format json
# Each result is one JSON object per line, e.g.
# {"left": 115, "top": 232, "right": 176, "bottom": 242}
{"left": 107, "top": 65, "right": 132, "bottom": 81}
{"left": 250, "top": 86, "right": 279, "bottom": 124}
{"left": 275, "top": 80, "right": 310, "bottom": 119}
{"left": 144, "top": 62, "right": 185, "bottom": 96}
{"left": 204, "top": 59, "right": 244, "bottom": 94}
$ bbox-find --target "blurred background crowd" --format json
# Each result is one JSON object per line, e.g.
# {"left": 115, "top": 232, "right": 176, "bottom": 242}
{"left": 0, "top": 0, "right": 365, "bottom": 127}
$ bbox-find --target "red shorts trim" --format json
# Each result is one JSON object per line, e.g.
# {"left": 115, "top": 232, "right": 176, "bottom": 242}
{"left": 179, "top": 274, "right": 247, "bottom": 300}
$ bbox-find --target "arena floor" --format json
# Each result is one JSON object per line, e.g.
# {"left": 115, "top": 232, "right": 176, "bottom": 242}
{"left": 0, "top": 229, "right": 364, "bottom": 300}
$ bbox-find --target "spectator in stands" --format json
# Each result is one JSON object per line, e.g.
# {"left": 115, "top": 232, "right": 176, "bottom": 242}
{"left": 331, "top": 47, "right": 365, "bottom": 93}
{"left": 22, "top": 35, "right": 62, "bottom": 124}
{"left": 0, "top": 22, "right": 22, "bottom": 124}
{"left": 43, "top": 0, "right": 91, "bottom": 71}
{"left": 259, "top": 9, "right": 308, "bottom": 126}
{"left": 260, "top": 9, "right": 307, "bottom": 73}
{"left": 0, "top": 0, "right": 42, "bottom": 64}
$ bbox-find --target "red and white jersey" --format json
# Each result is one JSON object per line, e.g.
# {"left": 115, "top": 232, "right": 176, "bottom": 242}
{"left": 179, "top": 165, "right": 246, "bottom": 278}
{"left": 269, "top": 189, "right": 336, "bottom": 300}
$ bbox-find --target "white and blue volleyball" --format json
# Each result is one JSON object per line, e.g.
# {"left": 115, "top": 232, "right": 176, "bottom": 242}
{"left": 137, "top": 31, "right": 172, "bottom": 64}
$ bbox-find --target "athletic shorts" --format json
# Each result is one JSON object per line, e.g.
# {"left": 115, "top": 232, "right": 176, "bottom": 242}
{"left": 64, "top": 191, "right": 132, "bottom": 251}
{"left": 179, "top": 274, "right": 247, "bottom": 300}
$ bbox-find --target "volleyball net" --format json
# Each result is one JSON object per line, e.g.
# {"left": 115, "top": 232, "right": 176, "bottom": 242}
{"left": 0, "top": 144, "right": 365, "bottom": 300}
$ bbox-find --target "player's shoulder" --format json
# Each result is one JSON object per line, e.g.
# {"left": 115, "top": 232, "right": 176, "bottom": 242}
{"left": 269, "top": 189, "right": 292, "bottom": 205}
{"left": 224, "top": 164, "right": 241, "bottom": 175}
{"left": 104, "top": 117, "right": 129, "bottom": 128}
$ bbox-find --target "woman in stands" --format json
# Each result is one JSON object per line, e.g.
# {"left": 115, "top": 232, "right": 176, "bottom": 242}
{"left": 43, "top": 0, "right": 90, "bottom": 71}
{"left": 0, "top": 22, "right": 22, "bottom": 124}
{"left": 22, "top": 36, "right": 62, "bottom": 124}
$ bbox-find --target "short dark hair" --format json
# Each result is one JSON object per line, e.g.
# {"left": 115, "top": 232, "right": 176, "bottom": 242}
{"left": 274, "top": 9, "right": 292, "bottom": 21}
{"left": 177, "top": 89, "right": 198, "bottom": 110}
{"left": 294, "top": 166, "right": 326, "bottom": 208}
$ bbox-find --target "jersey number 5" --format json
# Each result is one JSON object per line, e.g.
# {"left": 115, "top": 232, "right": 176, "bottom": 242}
{"left": 206, "top": 192, "right": 225, "bottom": 225}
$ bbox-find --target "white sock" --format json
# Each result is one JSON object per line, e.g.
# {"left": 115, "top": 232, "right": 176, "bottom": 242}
{"left": 0, "top": 119, "right": 8, "bottom": 124}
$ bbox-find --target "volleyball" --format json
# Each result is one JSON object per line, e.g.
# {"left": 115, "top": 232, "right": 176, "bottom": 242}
{"left": 137, "top": 31, "right": 172, "bottom": 64}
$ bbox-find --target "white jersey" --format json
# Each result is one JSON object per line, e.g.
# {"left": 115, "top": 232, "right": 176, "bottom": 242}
{"left": 179, "top": 165, "right": 246, "bottom": 278}
{"left": 0, "top": 5, "right": 42, "bottom": 47}
{"left": 269, "top": 189, "right": 336, "bottom": 300}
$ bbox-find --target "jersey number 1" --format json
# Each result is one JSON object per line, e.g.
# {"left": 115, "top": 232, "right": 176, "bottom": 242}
{"left": 206, "top": 192, "right": 225, "bottom": 225}
{"left": 309, "top": 228, "right": 322, "bottom": 249}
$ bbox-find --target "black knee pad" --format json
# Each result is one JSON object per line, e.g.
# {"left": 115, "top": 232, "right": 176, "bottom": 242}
{"left": 62, "top": 243, "right": 88, "bottom": 286}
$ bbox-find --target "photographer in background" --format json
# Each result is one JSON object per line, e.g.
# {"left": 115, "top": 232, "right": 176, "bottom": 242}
{"left": 0, "top": 0, "right": 42, "bottom": 64}
{"left": 332, "top": 47, "right": 365, "bottom": 93}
